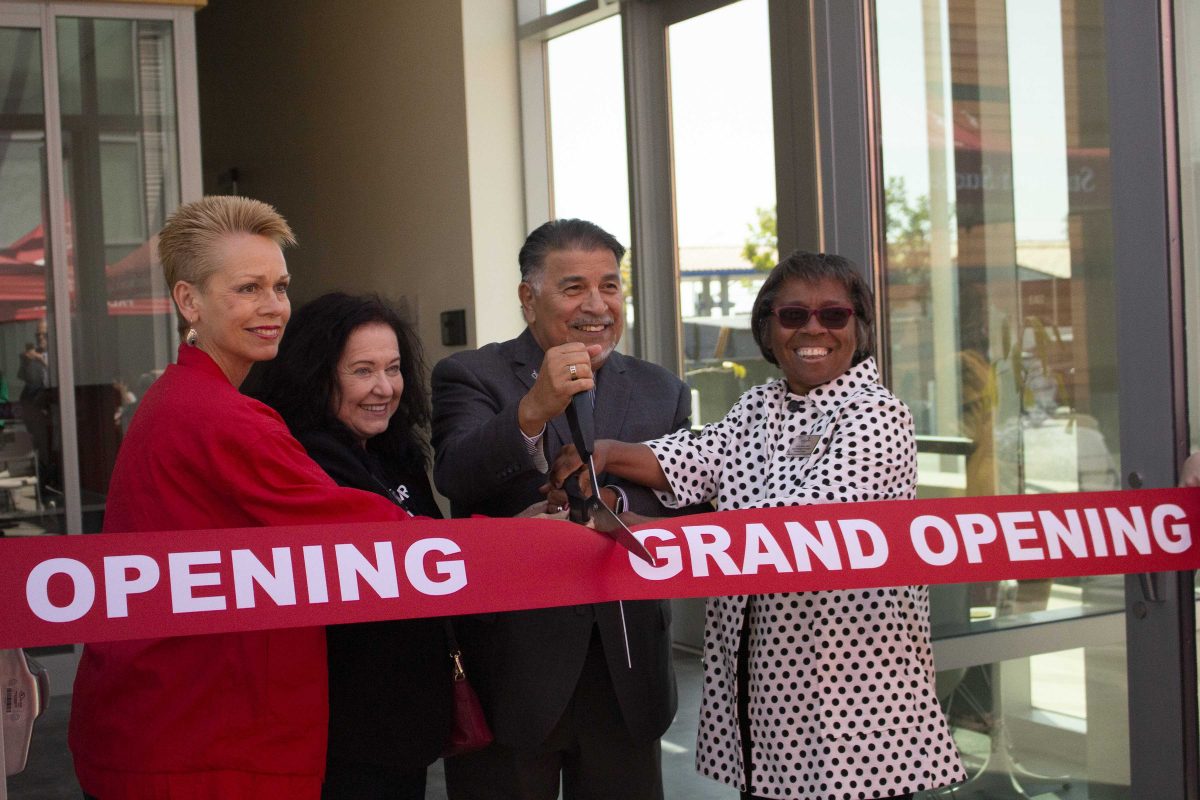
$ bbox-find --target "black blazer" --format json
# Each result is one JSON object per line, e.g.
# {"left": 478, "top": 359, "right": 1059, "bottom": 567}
{"left": 297, "top": 428, "right": 453, "bottom": 773}
{"left": 431, "top": 329, "right": 696, "bottom": 748}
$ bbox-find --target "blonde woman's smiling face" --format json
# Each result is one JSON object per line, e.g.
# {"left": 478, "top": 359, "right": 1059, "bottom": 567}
{"left": 178, "top": 233, "right": 291, "bottom": 386}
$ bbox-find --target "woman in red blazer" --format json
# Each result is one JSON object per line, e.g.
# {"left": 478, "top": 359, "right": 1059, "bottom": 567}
{"left": 68, "top": 196, "right": 413, "bottom": 799}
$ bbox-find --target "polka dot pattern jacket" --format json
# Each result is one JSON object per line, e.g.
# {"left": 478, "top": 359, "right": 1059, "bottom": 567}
{"left": 645, "top": 358, "right": 966, "bottom": 800}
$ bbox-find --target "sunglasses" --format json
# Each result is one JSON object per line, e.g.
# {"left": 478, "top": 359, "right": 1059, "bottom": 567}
{"left": 771, "top": 305, "right": 856, "bottom": 330}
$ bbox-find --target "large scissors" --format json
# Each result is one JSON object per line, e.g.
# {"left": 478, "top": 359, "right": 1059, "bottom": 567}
{"left": 562, "top": 392, "right": 657, "bottom": 567}
{"left": 561, "top": 391, "right": 657, "bottom": 669}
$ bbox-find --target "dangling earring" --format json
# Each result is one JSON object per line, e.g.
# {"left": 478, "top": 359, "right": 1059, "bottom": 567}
{"left": 186, "top": 328, "right": 199, "bottom": 347}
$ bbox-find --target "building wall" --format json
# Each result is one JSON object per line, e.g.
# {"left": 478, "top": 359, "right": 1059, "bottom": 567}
{"left": 195, "top": 0, "right": 525, "bottom": 367}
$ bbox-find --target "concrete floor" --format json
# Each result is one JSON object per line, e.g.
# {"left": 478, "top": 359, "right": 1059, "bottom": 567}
{"left": 5, "top": 649, "right": 737, "bottom": 800}
{"left": 5, "top": 647, "right": 1127, "bottom": 799}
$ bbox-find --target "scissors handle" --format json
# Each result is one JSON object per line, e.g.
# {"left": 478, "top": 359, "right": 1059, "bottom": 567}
{"left": 564, "top": 391, "right": 595, "bottom": 460}
{"left": 563, "top": 466, "right": 593, "bottom": 524}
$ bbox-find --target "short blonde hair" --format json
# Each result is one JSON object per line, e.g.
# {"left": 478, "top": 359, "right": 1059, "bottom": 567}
{"left": 159, "top": 196, "right": 296, "bottom": 290}
{"left": 159, "top": 196, "right": 296, "bottom": 335}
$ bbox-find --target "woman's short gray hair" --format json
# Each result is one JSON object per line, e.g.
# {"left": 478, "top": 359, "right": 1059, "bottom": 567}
{"left": 749, "top": 250, "right": 875, "bottom": 367}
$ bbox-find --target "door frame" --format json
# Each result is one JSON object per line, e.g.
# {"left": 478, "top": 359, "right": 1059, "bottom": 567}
{"left": 0, "top": 1, "right": 202, "bottom": 700}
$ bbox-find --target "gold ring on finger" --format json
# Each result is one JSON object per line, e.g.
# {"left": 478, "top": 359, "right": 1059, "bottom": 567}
{"left": 568, "top": 363, "right": 578, "bottom": 380}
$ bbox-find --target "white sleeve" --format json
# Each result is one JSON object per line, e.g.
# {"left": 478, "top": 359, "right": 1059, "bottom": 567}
{"left": 643, "top": 393, "right": 750, "bottom": 508}
{"left": 520, "top": 423, "right": 549, "bottom": 474}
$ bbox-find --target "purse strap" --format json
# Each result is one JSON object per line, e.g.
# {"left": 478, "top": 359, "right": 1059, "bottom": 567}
{"left": 443, "top": 619, "right": 466, "bottom": 681}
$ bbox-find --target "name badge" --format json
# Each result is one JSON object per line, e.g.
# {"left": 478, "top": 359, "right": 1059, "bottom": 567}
{"left": 787, "top": 434, "right": 821, "bottom": 458}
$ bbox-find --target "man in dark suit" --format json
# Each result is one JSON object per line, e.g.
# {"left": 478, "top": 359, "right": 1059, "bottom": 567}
{"left": 432, "top": 219, "right": 694, "bottom": 800}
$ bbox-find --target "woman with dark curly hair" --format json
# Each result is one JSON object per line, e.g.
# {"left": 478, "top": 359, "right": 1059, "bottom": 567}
{"left": 247, "top": 292, "right": 451, "bottom": 800}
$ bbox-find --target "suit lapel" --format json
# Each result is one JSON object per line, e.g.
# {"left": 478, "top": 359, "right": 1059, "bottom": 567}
{"left": 547, "top": 402, "right": 572, "bottom": 455}
{"left": 594, "top": 351, "right": 631, "bottom": 442}
{"left": 510, "top": 330, "right": 540, "bottom": 393}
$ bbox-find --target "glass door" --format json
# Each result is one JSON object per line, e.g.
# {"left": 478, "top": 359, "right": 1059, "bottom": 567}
{"left": 2, "top": 5, "right": 198, "bottom": 796}
{"left": 0, "top": 15, "right": 70, "bottom": 543}
{"left": 0, "top": 4, "right": 191, "bottom": 540}
{"left": 665, "top": 0, "right": 778, "bottom": 428}
{"left": 572, "top": 0, "right": 1190, "bottom": 794}
{"left": 54, "top": 13, "right": 183, "bottom": 534}
{"left": 871, "top": 0, "right": 1193, "bottom": 796}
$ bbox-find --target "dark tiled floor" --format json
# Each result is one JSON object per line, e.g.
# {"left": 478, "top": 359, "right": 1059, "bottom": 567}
{"left": 5, "top": 649, "right": 1126, "bottom": 799}
{"left": 6, "top": 694, "right": 79, "bottom": 800}
{"left": 6, "top": 649, "right": 737, "bottom": 800}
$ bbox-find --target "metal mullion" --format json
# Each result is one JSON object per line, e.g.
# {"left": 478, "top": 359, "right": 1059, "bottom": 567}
{"left": 1104, "top": 0, "right": 1197, "bottom": 794}
{"left": 0, "top": 11, "right": 39, "bottom": 793}
{"left": 46, "top": 2, "right": 178, "bottom": 22}
{"left": 932, "top": 610, "right": 1126, "bottom": 672}
{"left": 519, "top": 34, "right": 552, "bottom": 229}
{"left": 20, "top": 2, "right": 86, "bottom": 703}
{"left": 767, "top": 0, "right": 822, "bottom": 258}
{"left": 517, "top": 0, "right": 617, "bottom": 42}
{"left": 621, "top": 1, "right": 680, "bottom": 371}
{"left": 809, "top": 0, "right": 873, "bottom": 272}
{"left": 39, "top": 6, "right": 83, "bottom": 540}
{"left": 0, "top": 114, "right": 51, "bottom": 129}
{"left": 0, "top": 3, "right": 41, "bottom": 27}
{"left": 60, "top": 113, "right": 176, "bottom": 128}
{"left": 857, "top": 0, "right": 890, "bottom": 385}
{"left": 173, "top": 6, "right": 200, "bottom": 204}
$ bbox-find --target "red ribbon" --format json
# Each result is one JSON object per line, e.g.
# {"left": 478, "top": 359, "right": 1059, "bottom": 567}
{"left": 1, "top": 487, "right": 1197, "bottom": 649}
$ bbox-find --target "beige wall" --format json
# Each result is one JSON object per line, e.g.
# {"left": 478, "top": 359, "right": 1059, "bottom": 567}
{"left": 196, "top": 0, "right": 524, "bottom": 368}
{"left": 462, "top": 0, "right": 527, "bottom": 346}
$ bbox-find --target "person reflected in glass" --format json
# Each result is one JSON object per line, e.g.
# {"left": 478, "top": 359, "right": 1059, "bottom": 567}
{"left": 550, "top": 251, "right": 966, "bottom": 800}
{"left": 246, "top": 293, "right": 452, "bottom": 800}
{"left": 69, "top": 197, "right": 418, "bottom": 800}
{"left": 18, "top": 331, "right": 52, "bottom": 491}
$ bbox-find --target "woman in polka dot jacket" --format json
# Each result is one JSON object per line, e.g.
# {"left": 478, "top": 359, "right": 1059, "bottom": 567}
{"left": 551, "top": 251, "right": 966, "bottom": 800}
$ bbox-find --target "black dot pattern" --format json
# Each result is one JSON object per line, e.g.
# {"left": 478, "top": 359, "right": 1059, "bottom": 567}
{"left": 646, "top": 358, "right": 966, "bottom": 799}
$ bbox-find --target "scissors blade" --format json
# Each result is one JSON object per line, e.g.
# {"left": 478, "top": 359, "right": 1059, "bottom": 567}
{"left": 586, "top": 456, "right": 657, "bottom": 567}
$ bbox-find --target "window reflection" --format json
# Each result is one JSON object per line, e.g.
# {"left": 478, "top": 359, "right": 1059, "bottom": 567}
{"left": 667, "top": 0, "right": 775, "bottom": 424}
{"left": 0, "top": 27, "right": 68, "bottom": 535}
{"left": 56, "top": 17, "right": 180, "bottom": 532}
{"left": 1174, "top": 0, "right": 1200, "bottom": 749}
{"left": 878, "top": 0, "right": 1120, "bottom": 562}
{"left": 545, "top": 16, "right": 634, "bottom": 344}
{"left": 878, "top": 1, "right": 1129, "bottom": 795}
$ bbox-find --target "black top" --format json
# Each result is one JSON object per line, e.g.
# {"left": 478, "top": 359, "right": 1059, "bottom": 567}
{"left": 296, "top": 427, "right": 453, "bottom": 773}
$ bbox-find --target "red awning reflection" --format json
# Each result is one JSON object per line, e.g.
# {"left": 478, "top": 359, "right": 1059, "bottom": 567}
{"left": 0, "top": 226, "right": 170, "bottom": 321}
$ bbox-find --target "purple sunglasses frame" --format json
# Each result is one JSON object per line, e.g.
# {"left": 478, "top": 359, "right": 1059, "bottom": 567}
{"left": 770, "top": 304, "right": 856, "bottom": 330}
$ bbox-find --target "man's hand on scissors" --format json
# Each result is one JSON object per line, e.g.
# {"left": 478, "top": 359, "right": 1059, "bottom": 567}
{"left": 517, "top": 343, "right": 602, "bottom": 437}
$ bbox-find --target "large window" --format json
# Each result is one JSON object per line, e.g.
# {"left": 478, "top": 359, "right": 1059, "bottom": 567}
{"left": 544, "top": 15, "right": 634, "bottom": 342}
{"left": 0, "top": 24, "right": 64, "bottom": 538}
{"left": 0, "top": 0, "right": 198, "bottom": 705}
{"left": 519, "top": 1, "right": 1195, "bottom": 791}
{"left": 57, "top": 15, "right": 182, "bottom": 532}
{"left": 667, "top": 0, "right": 776, "bottom": 425}
{"left": 876, "top": 0, "right": 1128, "bottom": 793}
